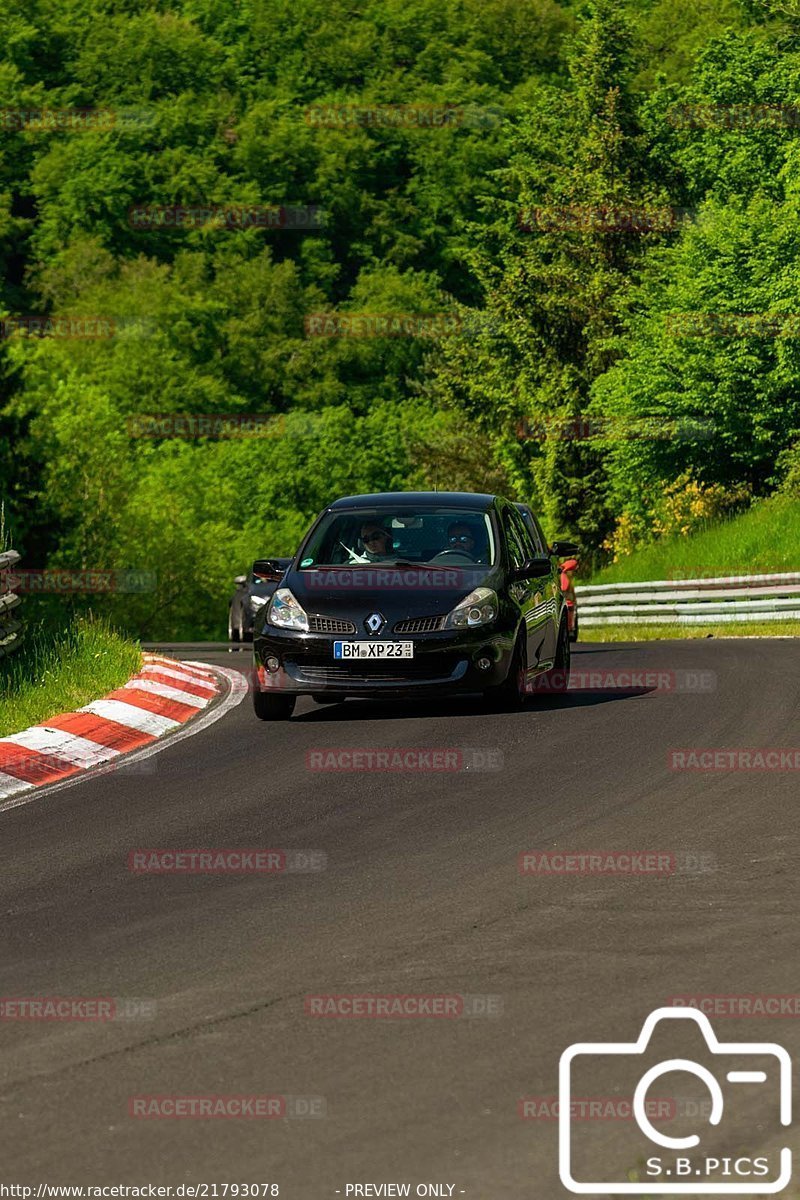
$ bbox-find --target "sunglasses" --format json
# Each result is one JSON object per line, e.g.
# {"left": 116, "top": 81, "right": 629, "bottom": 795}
{"left": 449, "top": 533, "right": 474, "bottom": 545}
{"left": 362, "top": 531, "right": 389, "bottom": 543}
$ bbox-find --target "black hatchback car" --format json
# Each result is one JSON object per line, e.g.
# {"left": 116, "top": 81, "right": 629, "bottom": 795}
{"left": 252, "top": 492, "right": 577, "bottom": 719}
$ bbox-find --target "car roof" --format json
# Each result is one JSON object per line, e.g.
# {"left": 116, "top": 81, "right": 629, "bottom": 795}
{"left": 328, "top": 491, "right": 499, "bottom": 511}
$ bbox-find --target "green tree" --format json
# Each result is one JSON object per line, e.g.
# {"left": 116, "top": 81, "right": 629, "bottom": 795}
{"left": 424, "top": 0, "right": 667, "bottom": 549}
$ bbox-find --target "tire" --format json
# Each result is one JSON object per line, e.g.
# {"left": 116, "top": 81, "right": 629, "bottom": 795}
{"left": 484, "top": 630, "right": 527, "bottom": 711}
{"left": 228, "top": 608, "right": 240, "bottom": 644}
{"left": 569, "top": 611, "right": 579, "bottom": 643}
{"left": 536, "top": 618, "right": 571, "bottom": 697}
{"left": 253, "top": 690, "right": 296, "bottom": 721}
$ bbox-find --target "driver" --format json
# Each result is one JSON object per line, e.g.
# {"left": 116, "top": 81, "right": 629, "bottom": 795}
{"left": 360, "top": 521, "right": 395, "bottom": 562}
{"left": 446, "top": 521, "right": 478, "bottom": 558}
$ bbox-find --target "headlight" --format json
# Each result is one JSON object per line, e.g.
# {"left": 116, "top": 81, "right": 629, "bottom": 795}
{"left": 250, "top": 595, "right": 269, "bottom": 611}
{"left": 267, "top": 588, "right": 309, "bottom": 631}
{"left": 443, "top": 587, "right": 498, "bottom": 630}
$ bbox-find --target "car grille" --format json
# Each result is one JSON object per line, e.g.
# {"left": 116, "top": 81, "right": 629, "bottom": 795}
{"left": 308, "top": 616, "right": 357, "bottom": 634}
{"left": 393, "top": 615, "right": 445, "bottom": 634}
{"left": 292, "top": 663, "right": 459, "bottom": 684}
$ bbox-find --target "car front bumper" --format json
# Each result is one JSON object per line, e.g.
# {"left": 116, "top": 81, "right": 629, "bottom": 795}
{"left": 253, "top": 625, "right": 516, "bottom": 697}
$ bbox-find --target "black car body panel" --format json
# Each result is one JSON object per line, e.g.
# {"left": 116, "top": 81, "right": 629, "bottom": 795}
{"left": 253, "top": 492, "right": 565, "bottom": 699}
{"left": 515, "top": 502, "right": 580, "bottom": 641}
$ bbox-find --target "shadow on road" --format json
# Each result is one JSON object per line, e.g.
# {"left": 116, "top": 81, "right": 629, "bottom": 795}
{"left": 293, "top": 686, "right": 657, "bottom": 722}
{"left": 570, "top": 644, "right": 649, "bottom": 655}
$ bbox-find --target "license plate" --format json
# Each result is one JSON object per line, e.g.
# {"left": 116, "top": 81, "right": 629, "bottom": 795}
{"left": 333, "top": 641, "right": 414, "bottom": 660}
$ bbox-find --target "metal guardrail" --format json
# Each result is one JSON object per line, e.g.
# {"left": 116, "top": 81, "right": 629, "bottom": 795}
{"left": 0, "top": 549, "right": 24, "bottom": 658}
{"left": 576, "top": 572, "right": 800, "bottom": 625}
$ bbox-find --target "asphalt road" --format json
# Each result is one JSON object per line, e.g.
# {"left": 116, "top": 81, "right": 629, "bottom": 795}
{"left": 1, "top": 640, "right": 798, "bottom": 1196}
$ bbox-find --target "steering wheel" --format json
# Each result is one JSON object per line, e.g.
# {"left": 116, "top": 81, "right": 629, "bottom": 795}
{"left": 430, "top": 549, "right": 477, "bottom": 563}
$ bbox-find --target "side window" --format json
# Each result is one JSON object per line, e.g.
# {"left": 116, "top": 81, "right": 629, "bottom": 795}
{"left": 515, "top": 506, "right": 546, "bottom": 556}
{"left": 529, "top": 514, "right": 548, "bottom": 557}
{"left": 503, "top": 508, "right": 529, "bottom": 569}
{"left": 512, "top": 508, "right": 538, "bottom": 560}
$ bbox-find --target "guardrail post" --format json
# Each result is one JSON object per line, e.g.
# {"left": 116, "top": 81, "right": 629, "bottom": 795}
{"left": 0, "top": 549, "right": 24, "bottom": 659}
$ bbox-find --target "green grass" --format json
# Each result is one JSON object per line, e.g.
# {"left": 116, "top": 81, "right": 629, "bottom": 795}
{"left": 580, "top": 620, "right": 800, "bottom": 642}
{"left": 589, "top": 495, "right": 800, "bottom": 585}
{"left": 0, "top": 616, "right": 142, "bottom": 738}
{"left": 580, "top": 495, "right": 800, "bottom": 639}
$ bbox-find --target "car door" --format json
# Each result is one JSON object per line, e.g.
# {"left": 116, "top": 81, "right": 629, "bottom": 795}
{"left": 521, "top": 507, "right": 561, "bottom": 661}
{"left": 503, "top": 504, "right": 558, "bottom": 670}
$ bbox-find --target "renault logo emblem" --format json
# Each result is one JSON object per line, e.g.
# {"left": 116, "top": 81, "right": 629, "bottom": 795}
{"left": 365, "top": 612, "right": 385, "bottom": 634}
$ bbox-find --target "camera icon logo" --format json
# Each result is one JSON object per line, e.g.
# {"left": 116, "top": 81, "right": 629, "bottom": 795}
{"left": 559, "top": 1006, "right": 792, "bottom": 1194}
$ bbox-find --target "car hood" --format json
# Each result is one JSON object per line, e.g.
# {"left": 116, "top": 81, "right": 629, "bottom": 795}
{"left": 284, "top": 564, "right": 501, "bottom": 620}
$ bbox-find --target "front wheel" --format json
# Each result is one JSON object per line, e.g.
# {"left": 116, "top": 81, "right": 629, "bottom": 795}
{"left": 253, "top": 690, "right": 296, "bottom": 721}
{"left": 228, "top": 608, "right": 240, "bottom": 644}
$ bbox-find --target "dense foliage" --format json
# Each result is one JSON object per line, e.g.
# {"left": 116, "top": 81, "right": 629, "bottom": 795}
{"left": 1, "top": 0, "right": 799, "bottom": 635}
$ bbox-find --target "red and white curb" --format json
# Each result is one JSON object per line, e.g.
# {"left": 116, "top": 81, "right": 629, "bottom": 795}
{"left": 0, "top": 653, "right": 240, "bottom": 807}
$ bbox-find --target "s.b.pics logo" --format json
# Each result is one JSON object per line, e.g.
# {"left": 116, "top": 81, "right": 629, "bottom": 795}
{"left": 559, "top": 1007, "right": 792, "bottom": 1193}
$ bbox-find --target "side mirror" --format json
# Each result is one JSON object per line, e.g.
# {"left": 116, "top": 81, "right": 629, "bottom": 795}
{"left": 252, "top": 557, "right": 292, "bottom": 582}
{"left": 234, "top": 574, "right": 247, "bottom": 587}
{"left": 550, "top": 540, "right": 579, "bottom": 557}
{"left": 512, "top": 555, "right": 552, "bottom": 581}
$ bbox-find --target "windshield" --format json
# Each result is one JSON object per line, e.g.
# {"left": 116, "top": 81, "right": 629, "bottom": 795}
{"left": 298, "top": 506, "right": 497, "bottom": 568}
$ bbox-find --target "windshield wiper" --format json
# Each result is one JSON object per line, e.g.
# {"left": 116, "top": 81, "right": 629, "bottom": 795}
{"left": 309, "top": 560, "right": 479, "bottom": 571}
{"left": 383, "top": 560, "right": 465, "bottom": 570}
